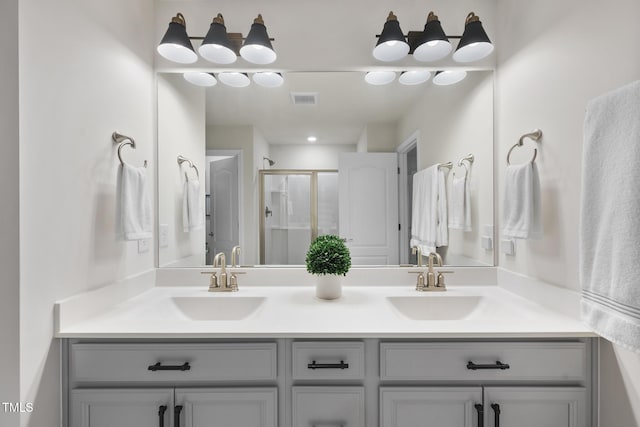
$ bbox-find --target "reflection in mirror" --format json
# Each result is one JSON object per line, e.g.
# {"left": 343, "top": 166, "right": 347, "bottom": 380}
{"left": 157, "top": 71, "right": 494, "bottom": 268}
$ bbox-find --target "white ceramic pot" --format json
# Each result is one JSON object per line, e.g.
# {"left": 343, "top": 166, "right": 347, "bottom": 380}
{"left": 315, "top": 274, "right": 342, "bottom": 300}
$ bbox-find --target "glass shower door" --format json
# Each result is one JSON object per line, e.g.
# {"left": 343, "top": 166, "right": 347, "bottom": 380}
{"left": 260, "top": 170, "right": 338, "bottom": 265}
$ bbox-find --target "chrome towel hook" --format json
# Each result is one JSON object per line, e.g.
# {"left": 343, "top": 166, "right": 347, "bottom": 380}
{"left": 112, "top": 131, "right": 147, "bottom": 167}
{"left": 507, "top": 129, "right": 542, "bottom": 165}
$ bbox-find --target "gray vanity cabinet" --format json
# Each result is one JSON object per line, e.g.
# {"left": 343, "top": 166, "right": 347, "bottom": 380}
{"left": 70, "top": 389, "right": 174, "bottom": 427}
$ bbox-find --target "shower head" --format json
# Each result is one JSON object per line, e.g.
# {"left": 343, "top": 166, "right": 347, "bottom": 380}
{"left": 263, "top": 156, "right": 275, "bottom": 167}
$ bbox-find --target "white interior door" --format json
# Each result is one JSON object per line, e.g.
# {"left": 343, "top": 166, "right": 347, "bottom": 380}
{"left": 209, "top": 157, "right": 239, "bottom": 262}
{"left": 339, "top": 152, "right": 399, "bottom": 265}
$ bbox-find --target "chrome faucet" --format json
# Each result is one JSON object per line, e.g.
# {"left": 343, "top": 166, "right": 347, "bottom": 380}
{"left": 412, "top": 246, "right": 423, "bottom": 267}
{"left": 409, "top": 251, "right": 453, "bottom": 291}
{"left": 201, "top": 251, "right": 241, "bottom": 292}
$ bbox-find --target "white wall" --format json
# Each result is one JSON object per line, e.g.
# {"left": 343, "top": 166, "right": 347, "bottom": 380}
{"left": 158, "top": 74, "right": 206, "bottom": 267}
{"left": 366, "top": 123, "right": 398, "bottom": 153}
{"left": 495, "top": 1, "right": 640, "bottom": 425}
{"left": 18, "top": 0, "right": 156, "bottom": 425}
{"left": 399, "top": 72, "right": 494, "bottom": 266}
{"left": 269, "top": 144, "right": 356, "bottom": 170}
{"left": 0, "top": 0, "right": 20, "bottom": 425}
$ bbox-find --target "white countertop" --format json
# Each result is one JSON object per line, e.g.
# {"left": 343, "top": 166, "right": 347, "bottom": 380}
{"left": 55, "top": 270, "right": 595, "bottom": 339}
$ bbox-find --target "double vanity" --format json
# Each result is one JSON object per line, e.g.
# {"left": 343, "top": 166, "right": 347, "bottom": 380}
{"left": 56, "top": 267, "right": 596, "bottom": 427}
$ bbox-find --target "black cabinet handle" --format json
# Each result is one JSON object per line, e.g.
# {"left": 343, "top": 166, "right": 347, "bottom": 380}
{"left": 158, "top": 405, "right": 167, "bottom": 427}
{"left": 474, "top": 404, "right": 484, "bottom": 427}
{"left": 307, "top": 360, "right": 349, "bottom": 370}
{"left": 466, "top": 361, "right": 510, "bottom": 370}
{"left": 148, "top": 362, "right": 191, "bottom": 372}
{"left": 174, "top": 405, "right": 183, "bottom": 427}
{"left": 491, "top": 403, "right": 501, "bottom": 427}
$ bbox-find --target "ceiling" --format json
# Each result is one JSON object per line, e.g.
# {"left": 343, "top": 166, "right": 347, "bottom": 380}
{"left": 205, "top": 71, "right": 433, "bottom": 145}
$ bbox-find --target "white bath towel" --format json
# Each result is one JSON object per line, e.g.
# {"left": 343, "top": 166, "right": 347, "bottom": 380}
{"left": 502, "top": 162, "right": 542, "bottom": 239}
{"left": 120, "top": 163, "right": 152, "bottom": 240}
{"left": 183, "top": 178, "right": 203, "bottom": 232}
{"left": 411, "top": 165, "right": 448, "bottom": 254}
{"left": 449, "top": 175, "right": 471, "bottom": 232}
{"left": 580, "top": 80, "right": 640, "bottom": 353}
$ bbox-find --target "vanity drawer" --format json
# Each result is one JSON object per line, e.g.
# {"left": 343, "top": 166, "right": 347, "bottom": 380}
{"left": 292, "top": 387, "right": 365, "bottom": 427}
{"left": 292, "top": 341, "right": 365, "bottom": 381}
{"left": 70, "top": 342, "right": 277, "bottom": 383}
{"left": 380, "top": 342, "right": 587, "bottom": 382}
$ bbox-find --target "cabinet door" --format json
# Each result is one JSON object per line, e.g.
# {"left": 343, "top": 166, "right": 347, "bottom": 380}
{"left": 70, "top": 389, "right": 173, "bottom": 427}
{"left": 484, "top": 387, "right": 587, "bottom": 427}
{"left": 175, "top": 388, "right": 277, "bottom": 427}
{"left": 380, "top": 387, "right": 483, "bottom": 427}
{"left": 292, "top": 387, "right": 365, "bottom": 427}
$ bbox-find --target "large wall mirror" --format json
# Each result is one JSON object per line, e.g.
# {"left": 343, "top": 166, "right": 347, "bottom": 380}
{"left": 157, "top": 70, "right": 494, "bottom": 268}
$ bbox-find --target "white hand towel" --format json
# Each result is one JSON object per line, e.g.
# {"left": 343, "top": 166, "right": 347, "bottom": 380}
{"left": 580, "top": 80, "right": 640, "bottom": 353}
{"left": 436, "top": 167, "right": 449, "bottom": 247}
{"left": 183, "top": 178, "right": 203, "bottom": 233}
{"left": 120, "top": 163, "right": 152, "bottom": 241}
{"left": 410, "top": 165, "right": 449, "bottom": 254}
{"left": 449, "top": 175, "right": 471, "bottom": 232}
{"left": 502, "top": 162, "right": 542, "bottom": 239}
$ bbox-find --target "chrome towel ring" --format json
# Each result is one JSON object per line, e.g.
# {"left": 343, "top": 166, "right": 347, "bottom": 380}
{"left": 507, "top": 129, "right": 542, "bottom": 165}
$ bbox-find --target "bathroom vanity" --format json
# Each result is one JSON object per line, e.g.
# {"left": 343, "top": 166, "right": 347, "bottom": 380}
{"left": 56, "top": 268, "right": 596, "bottom": 427}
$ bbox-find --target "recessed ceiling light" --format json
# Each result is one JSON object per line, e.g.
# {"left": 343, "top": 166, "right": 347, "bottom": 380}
{"left": 307, "top": 136, "right": 317, "bottom": 143}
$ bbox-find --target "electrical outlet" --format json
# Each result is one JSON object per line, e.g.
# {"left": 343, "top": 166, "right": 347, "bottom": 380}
{"left": 481, "top": 236, "right": 493, "bottom": 250}
{"left": 500, "top": 239, "right": 516, "bottom": 256}
{"left": 138, "top": 238, "right": 151, "bottom": 254}
{"left": 159, "top": 224, "right": 169, "bottom": 248}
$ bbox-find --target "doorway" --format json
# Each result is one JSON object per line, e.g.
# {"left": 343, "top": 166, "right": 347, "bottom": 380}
{"left": 397, "top": 132, "right": 419, "bottom": 265}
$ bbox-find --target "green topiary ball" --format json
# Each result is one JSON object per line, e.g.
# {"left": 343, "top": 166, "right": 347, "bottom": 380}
{"left": 305, "top": 235, "right": 351, "bottom": 276}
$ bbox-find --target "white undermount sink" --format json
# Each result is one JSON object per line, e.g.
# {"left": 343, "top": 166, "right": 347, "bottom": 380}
{"left": 387, "top": 295, "right": 483, "bottom": 320}
{"left": 171, "top": 296, "right": 266, "bottom": 321}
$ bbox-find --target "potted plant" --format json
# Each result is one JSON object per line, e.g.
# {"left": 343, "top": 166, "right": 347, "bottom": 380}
{"left": 305, "top": 234, "right": 351, "bottom": 300}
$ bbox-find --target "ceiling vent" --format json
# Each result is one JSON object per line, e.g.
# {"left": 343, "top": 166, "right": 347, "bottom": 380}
{"left": 290, "top": 92, "right": 318, "bottom": 106}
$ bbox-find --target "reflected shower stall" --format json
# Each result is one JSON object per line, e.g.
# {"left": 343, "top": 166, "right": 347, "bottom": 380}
{"left": 259, "top": 170, "right": 338, "bottom": 265}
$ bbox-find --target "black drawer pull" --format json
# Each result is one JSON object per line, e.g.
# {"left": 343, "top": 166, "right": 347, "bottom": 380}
{"left": 307, "top": 360, "right": 349, "bottom": 370}
{"left": 466, "top": 360, "right": 510, "bottom": 370}
{"left": 474, "top": 403, "right": 484, "bottom": 427}
{"left": 148, "top": 362, "right": 191, "bottom": 372}
{"left": 175, "top": 405, "right": 183, "bottom": 427}
{"left": 491, "top": 403, "right": 501, "bottom": 427}
{"left": 158, "top": 405, "right": 167, "bottom": 427}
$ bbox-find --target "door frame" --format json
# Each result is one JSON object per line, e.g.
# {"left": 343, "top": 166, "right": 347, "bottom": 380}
{"left": 397, "top": 130, "right": 419, "bottom": 265}
{"left": 206, "top": 150, "right": 243, "bottom": 264}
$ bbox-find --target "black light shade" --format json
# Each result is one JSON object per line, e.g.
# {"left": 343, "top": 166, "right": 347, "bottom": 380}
{"left": 373, "top": 11, "right": 409, "bottom": 62}
{"left": 199, "top": 14, "right": 237, "bottom": 64}
{"left": 413, "top": 12, "right": 452, "bottom": 62}
{"left": 240, "top": 14, "right": 277, "bottom": 64}
{"left": 453, "top": 12, "right": 494, "bottom": 63}
{"left": 157, "top": 13, "right": 198, "bottom": 64}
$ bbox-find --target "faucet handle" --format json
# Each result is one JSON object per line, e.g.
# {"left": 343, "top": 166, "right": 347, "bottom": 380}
{"left": 201, "top": 271, "right": 219, "bottom": 290}
{"left": 408, "top": 270, "right": 426, "bottom": 291}
{"left": 229, "top": 271, "right": 246, "bottom": 291}
{"left": 435, "top": 270, "right": 454, "bottom": 288}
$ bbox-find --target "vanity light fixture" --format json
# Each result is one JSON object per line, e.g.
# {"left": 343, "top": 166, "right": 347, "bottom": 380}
{"left": 158, "top": 12, "right": 277, "bottom": 65}
{"left": 240, "top": 15, "right": 277, "bottom": 65}
{"left": 199, "top": 14, "right": 237, "bottom": 64}
{"left": 157, "top": 13, "right": 198, "bottom": 64}
{"left": 364, "top": 71, "right": 396, "bottom": 85}
{"left": 432, "top": 70, "right": 467, "bottom": 86}
{"left": 373, "top": 12, "right": 410, "bottom": 62}
{"left": 413, "top": 12, "right": 452, "bottom": 62}
{"left": 398, "top": 70, "right": 431, "bottom": 85}
{"left": 452, "top": 12, "right": 494, "bottom": 63}
{"left": 253, "top": 72, "right": 284, "bottom": 88}
{"left": 183, "top": 72, "right": 218, "bottom": 87}
{"left": 218, "top": 72, "right": 251, "bottom": 87}
{"left": 372, "top": 11, "right": 493, "bottom": 63}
